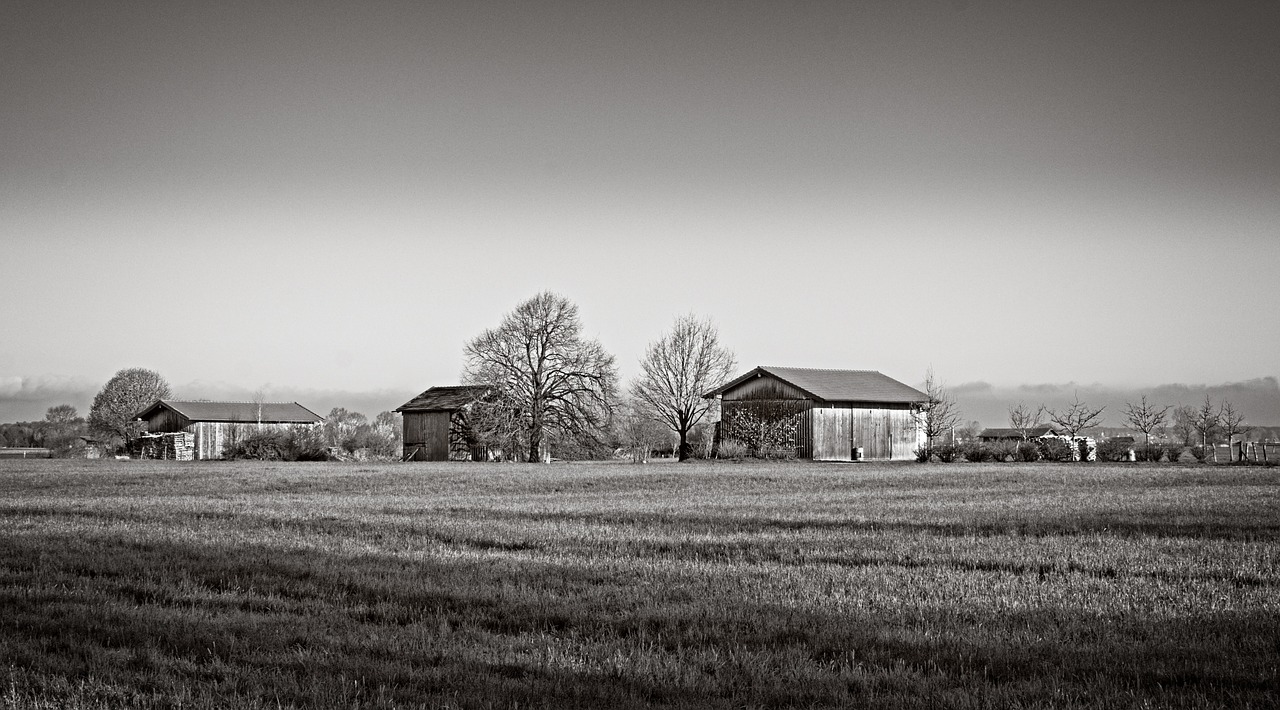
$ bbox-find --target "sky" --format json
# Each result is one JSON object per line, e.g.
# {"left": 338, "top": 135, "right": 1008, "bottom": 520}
{"left": 2, "top": 1, "right": 1278, "bottom": 424}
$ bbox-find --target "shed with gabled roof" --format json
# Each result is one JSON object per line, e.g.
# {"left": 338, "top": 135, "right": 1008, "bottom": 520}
{"left": 395, "top": 385, "right": 491, "bottom": 461}
{"left": 705, "top": 366, "right": 927, "bottom": 461}
{"left": 135, "top": 400, "right": 323, "bottom": 460}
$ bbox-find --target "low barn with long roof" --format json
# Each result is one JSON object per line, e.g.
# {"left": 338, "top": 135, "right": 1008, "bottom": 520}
{"left": 136, "top": 400, "right": 324, "bottom": 460}
{"left": 705, "top": 366, "right": 927, "bottom": 461}
{"left": 395, "top": 385, "right": 491, "bottom": 461}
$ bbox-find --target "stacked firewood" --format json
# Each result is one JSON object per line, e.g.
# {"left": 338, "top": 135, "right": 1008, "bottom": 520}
{"left": 136, "top": 432, "right": 196, "bottom": 460}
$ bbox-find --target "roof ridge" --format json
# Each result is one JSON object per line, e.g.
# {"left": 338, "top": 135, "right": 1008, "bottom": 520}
{"left": 165, "top": 399, "right": 303, "bottom": 404}
{"left": 763, "top": 366, "right": 880, "bottom": 374}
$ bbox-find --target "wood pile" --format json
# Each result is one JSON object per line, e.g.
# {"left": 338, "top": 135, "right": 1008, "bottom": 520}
{"left": 136, "top": 432, "right": 195, "bottom": 461}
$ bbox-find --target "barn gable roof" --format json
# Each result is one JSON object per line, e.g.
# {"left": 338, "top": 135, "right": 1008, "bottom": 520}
{"left": 706, "top": 366, "right": 928, "bottom": 404}
{"left": 135, "top": 400, "right": 323, "bottom": 424}
{"left": 395, "top": 385, "right": 491, "bottom": 413}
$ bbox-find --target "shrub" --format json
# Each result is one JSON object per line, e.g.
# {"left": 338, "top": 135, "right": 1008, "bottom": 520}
{"left": 1163, "top": 445, "right": 1184, "bottom": 463}
{"left": 961, "top": 442, "right": 993, "bottom": 463}
{"left": 1133, "top": 445, "right": 1164, "bottom": 462}
{"left": 934, "top": 443, "right": 960, "bottom": 463}
{"left": 1190, "top": 445, "right": 1209, "bottom": 462}
{"left": 1097, "top": 440, "right": 1134, "bottom": 462}
{"left": 716, "top": 439, "right": 749, "bottom": 461}
{"left": 1077, "top": 439, "right": 1096, "bottom": 462}
{"left": 989, "top": 440, "right": 1017, "bottom": 462}
{"left": 225, "top": 427, "right": 331, "bottom": 461}
{"left": 1016, "top": 441, "right": 1042, "bottom": 462}
{"left": 226, "top": 430, "right": 288, "bottom": 460}
{"left": 287, "top": 425, "right": 330, "bottom": 461}
{"left": 913, "top": 445, "right": 930, "bottom": 463}
{"left": 1038, "top": 438, "right": 1073, "bottom": 462}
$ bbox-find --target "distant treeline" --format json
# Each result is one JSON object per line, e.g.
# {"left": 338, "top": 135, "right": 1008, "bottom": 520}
{"left": 0, "top": 405, "right": 88, "bottom": 456}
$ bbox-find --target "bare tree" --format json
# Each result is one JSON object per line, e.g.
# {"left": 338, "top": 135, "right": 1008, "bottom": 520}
{"left": 1219, "top": 400, "right": 1251, "bottom": 459}
{"left": 466, "top": 389, "right": 526, "bottom": 461}
{"left": 1121, "top": 395, "right": 1171, "bottom": 452}
{"left": 914, "top": 368, "right": 960, "bottom": 455}
{"left": 88, "top": 367, "right": 172, "bottom": 449}
{"left": 1171, "top": 405, "right": 1197, "bottom": 445}
{"left": 463, "top": 292, "right": 618, "bottom": 462}
{"left": 631, "top": 314, "right": 737, "bottom": 461}
{"left": 614, "top": 398, "right": 670, "bottom": 463}
{"left": 1008, "top": 402, "right": 1046, "bottom": 440}
{"left": 1046, "top": 392, "right": 1105, "bottom": 438}
{"left": 1189, "top": 395, "right": 1220, "bottom": 448}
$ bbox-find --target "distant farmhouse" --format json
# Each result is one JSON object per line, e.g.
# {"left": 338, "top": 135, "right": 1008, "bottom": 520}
{"left": 978, "top": 425, "right": 1098, "bottom": 461}
{"left": 395, "top": 386, "right": 491, "bottom": 462}
{"left": 706, "top": 366, "right": 927, "bottom": 461}
{"left": 978, "top": 426, "right": 1063, "bottom": 442}
{"left": 136, "top": 400, "right": 324, "bottom": 460}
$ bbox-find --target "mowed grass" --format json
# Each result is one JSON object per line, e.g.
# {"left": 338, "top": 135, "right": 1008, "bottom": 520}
{"left": 1, "top": 460, "right": 1278, "bottom": 709}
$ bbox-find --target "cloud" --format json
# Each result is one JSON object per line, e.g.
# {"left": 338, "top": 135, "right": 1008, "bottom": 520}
{"left": 951, "top": 381, "right": 993, "bottom": 395}
{"left": 953, "top": 379, "right": 1280, "bottom": 429}
{"left": 0, "top": 375, "right": 100, "bottom": 422}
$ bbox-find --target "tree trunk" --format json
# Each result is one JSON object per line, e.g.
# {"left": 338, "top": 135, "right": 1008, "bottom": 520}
{"left": 677, "top": 428, "right": 689, "bottom": 462}
{"left": 528, "top": 421, "right": 542, "bottom": 463}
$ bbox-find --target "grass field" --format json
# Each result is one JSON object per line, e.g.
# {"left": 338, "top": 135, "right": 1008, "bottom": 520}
{"left": 1, "top": 459, "right": 1278, "bottom": 709}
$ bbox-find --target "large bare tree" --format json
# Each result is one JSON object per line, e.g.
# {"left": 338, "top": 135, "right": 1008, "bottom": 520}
{"left": 1121, "top": 395, "right": 1171, "bottom": 451}
{"left": 88, "top": 367, "right": 171, "bottom": 448}
{"left": 915, "top": 368, "right": 960, "bottom": 455}
{"left": 631, "top": 314, "right": 737, "bottom": 461}
{"left": 463, "top": 292, "right": 618, "bottom": 462}
{"left": 1046, "top": 393, "right": 1105, "bottom": 438}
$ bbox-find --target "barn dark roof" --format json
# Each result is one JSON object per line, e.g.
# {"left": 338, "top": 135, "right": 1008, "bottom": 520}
{"left": 395, "top": 385, "right": 491, "bottom": 413}
{"left": 979, "top": 426, "right": 1063, "bottom": 439}
{"left": 706, "top": 366, "right": 928, "bottom": 404}
{"left": 135, "top": 400, "right": 323, "bottom": 424}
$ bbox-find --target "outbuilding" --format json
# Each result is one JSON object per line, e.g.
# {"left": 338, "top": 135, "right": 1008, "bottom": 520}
{"left": 705, "top": 366, "right": 927, "bottom": 461}
{"left": 395, "top": 385, "right": 491, "bottom": 461}
{"left": 135, "top": 400, "right": 324, "bottom": 460}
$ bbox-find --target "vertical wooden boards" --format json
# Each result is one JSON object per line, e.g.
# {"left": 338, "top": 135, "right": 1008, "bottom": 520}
{"left": 401, "top": 412, "right": 450, "bottom": 461}
{"left": 888, "top": 408, "right": 921, "bottom": 460}
{"left": 812, "top": 406, "right": 852, "bottom": 461}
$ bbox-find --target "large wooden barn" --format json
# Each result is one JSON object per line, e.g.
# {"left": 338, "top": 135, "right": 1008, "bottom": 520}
{"left": 135, "top": 400, "right": 324, "bottom": 460}
{"left": 705, "top": 366, "right": 927, "bottom": 461}
{"left": 395, "top": 385, "right": 491, "bottom": 461}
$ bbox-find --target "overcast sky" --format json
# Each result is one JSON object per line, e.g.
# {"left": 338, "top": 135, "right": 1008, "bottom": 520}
{"left": 3, "top": 1, "right": 1278, "bottom": 422}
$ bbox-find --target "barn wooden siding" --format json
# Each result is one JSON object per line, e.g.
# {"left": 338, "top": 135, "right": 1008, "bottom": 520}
{"left": 810, "top": 404, "right": 919, "bottom": 461}
{"left": 402, "top": 411, "right": 486, "bottom": 461}
{"left": 402, "top": 411, "right": 450, "bottom": 461}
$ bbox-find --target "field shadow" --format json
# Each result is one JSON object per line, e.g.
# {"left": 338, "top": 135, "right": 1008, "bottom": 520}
{"left": 3, "top": 528, "right": 1278, "bottom": 708}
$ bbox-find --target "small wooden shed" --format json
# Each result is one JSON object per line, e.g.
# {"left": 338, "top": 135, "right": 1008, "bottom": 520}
{"left": 395, "top": 385, "right": 491, "bottom": 461}
{"left": 135, "top": 400, "right": 324, "bottom": 460}
{"left": 705, "top": 366, "right": 927, "bottom": 461}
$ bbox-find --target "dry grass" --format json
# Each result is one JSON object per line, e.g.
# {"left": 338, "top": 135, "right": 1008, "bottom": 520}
{"left": 1, "top": 459, "right": 1278, "bottom": 709}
